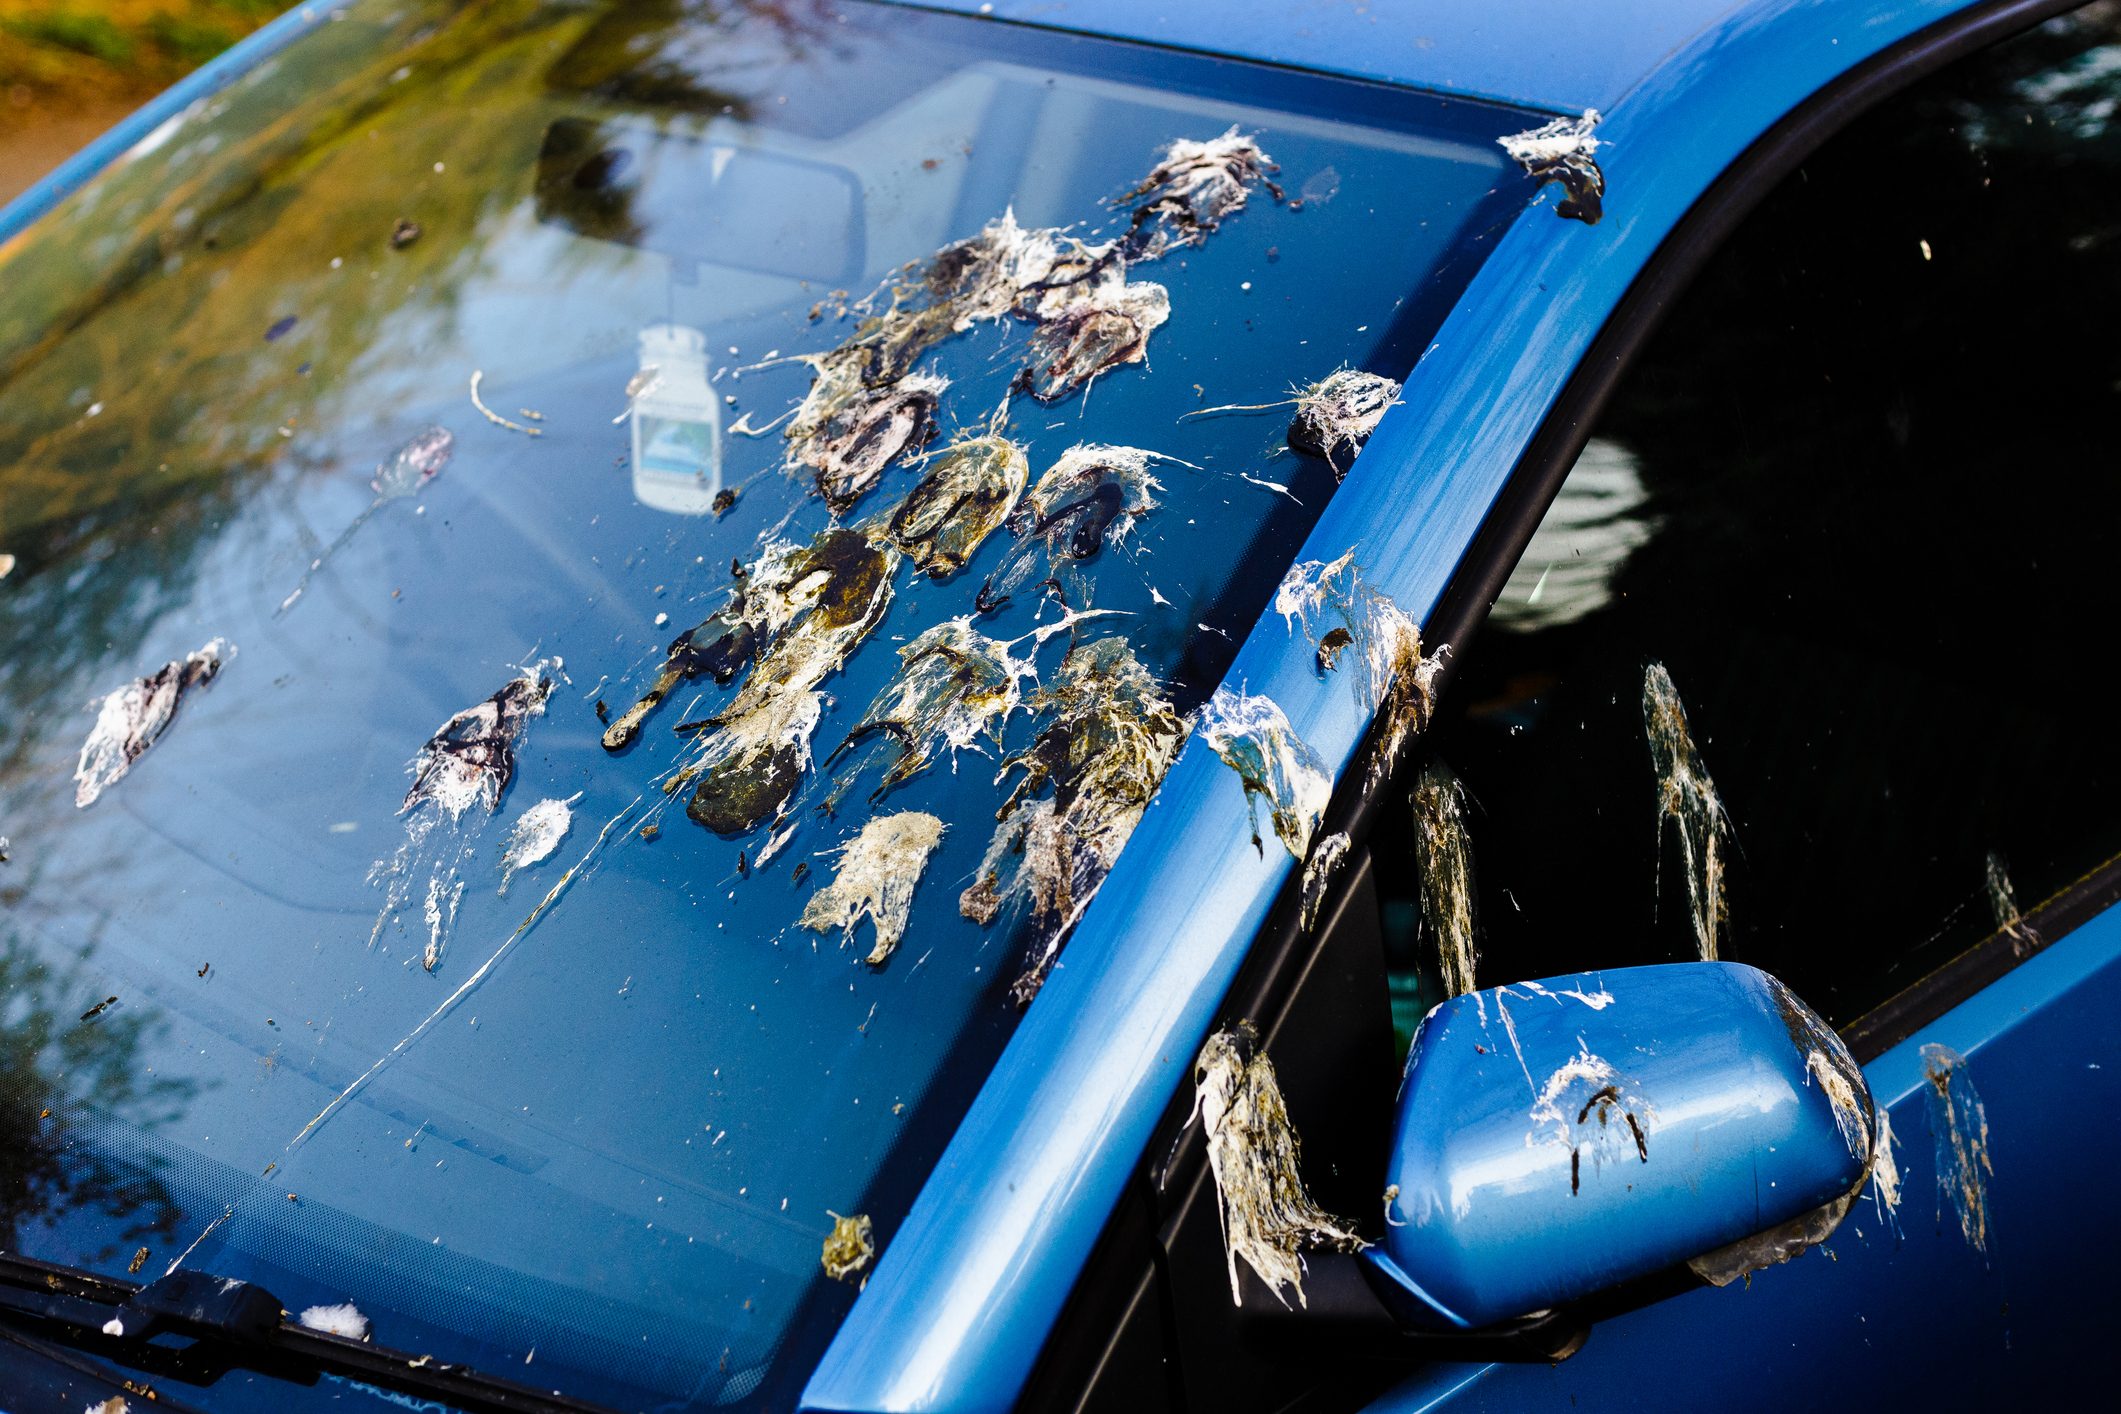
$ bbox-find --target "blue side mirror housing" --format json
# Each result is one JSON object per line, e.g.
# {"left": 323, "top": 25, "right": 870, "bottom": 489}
{"left": 1368, "top": 962, "right": 1875, "bottom": 1330}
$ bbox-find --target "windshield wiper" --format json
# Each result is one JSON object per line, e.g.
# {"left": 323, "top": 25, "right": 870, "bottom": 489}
{"left": 0, "top": 1249, "right": 614, "bottom": 1413}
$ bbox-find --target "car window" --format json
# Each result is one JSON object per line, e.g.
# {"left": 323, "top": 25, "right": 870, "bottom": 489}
{"left": 1376, "top": 2, "right": 2121, "bottom": 1044}
{"left": 0, "top": 0, "right": 1539, "bottom": 1406}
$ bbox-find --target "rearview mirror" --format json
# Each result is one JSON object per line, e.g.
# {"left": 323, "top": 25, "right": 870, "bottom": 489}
{"left": 1366, "top": 962, "right": 1877, "bottom": 1331}
{"left": 534, "top": 117, "right": 867, "bottom": 285}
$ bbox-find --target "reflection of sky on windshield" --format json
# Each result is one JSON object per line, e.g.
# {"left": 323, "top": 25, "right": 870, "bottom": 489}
{"left": 0, "top": 1, "right": 1535, "bottom": 1406}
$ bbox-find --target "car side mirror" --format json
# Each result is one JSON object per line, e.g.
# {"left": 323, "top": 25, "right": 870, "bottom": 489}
{"left": 1365, "top": 961, "right": 1876, "bottom": 1332}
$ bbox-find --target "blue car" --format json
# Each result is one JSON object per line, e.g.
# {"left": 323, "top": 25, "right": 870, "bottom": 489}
{"left": 1, "top": 0, "right": 2114, "bottom": 1409}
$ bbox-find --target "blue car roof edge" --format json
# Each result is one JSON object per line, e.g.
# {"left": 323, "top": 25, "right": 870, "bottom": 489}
{"left": 801, "top": 1, "right": 2022, "bottom": 1411}
{"left": 0, "top": 2, "right": 335, "bottom": 247}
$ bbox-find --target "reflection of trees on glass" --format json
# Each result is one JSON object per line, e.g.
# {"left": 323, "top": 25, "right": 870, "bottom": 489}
{"left": 0, "top": 0, "right": 646, "bottom": 804}
{"left": 0, "top": 2, "right": 843, "bottom": 801}
{"left": 0, "top": 930, "right": 197, "bottom": 1261}
{"left": 548, "top": 0, "right": 834, "bottom": 117}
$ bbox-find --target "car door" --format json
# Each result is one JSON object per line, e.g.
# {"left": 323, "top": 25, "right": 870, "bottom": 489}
{"left": 1359, "top": 3, "right": 2121, "bottom": 1406}
{"left": 998, "top": 5, "right": 2119, "bottom": 1413}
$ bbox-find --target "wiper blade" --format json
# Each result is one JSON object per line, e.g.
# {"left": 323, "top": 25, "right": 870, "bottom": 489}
{"left": 0, "top": 1250, "right": 613, "bottom": 1413}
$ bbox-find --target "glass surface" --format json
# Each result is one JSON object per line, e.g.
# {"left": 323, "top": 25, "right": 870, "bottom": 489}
{"left": 0, "top": 0, "right": 1532, "bottom": 1405}
{"left": 1376, "top": 5, "right": 2121, "bottom": 1040}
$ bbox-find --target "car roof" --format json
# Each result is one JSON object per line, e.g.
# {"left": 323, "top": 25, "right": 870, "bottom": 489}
{"left": 809, "top": 0, "right": 2005, "bottom": 1410}
{"left": 895, "top": 0, "right": 1750, "bottom": 115}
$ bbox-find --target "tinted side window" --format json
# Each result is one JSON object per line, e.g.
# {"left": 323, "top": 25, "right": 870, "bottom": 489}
{"left": 1380, "top": 6, "right": 2121, "bottom": 1032}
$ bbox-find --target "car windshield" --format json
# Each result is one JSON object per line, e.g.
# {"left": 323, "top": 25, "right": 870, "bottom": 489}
{"left": 0, "top": 0, "right": 1531, "bottom": 1405}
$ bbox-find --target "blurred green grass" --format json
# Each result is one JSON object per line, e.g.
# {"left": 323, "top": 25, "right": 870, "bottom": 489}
{"left": 1, "top": 2, "right": 283, "bottom": 200}
{"left": 2, "top": 1, "right": 281, "bottom": 89}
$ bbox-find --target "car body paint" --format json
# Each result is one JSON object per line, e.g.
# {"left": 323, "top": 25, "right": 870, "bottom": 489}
{"left": 802, "top": 2, "right": 2016, "bottom": 1410}
{"left": 1364, "top": 895, "right": 2121, "bottom": 1410}
{"left": 1377, "top": 964, "right": 1871, "bottom": 1331}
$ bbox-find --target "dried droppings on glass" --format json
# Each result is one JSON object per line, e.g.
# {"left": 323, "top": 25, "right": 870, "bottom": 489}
{"left": 759, "top": 817, "right": 800, "bottom": 865}
{"left": 711, "top": 487, "right": 739, "bottom": 517}
{"left": 605, "top": 527, "right": 880, "bottom": 752}
{"left": 845, "top": 213, "right": 1101, "bottom": 374}
{"left": 80, "top": 995, "right": 119, "bottom": 1022}
{"left": 1499, "top": 109, "right": 1606, "bottom": 225}
{"left": 1190, "top": 1021, "right": 1363, "bottom": 1308}
{"left": 1274, "top": 552, "right": 1437, "bottom": 789}
{"left": 74, "top": 637, "right": 233, "bottom": 808}
{"left": 1410, "top": 764, "right": 1479, "bottom": 998}
{"left": 402, "top": 665, "right": 556, "bottom": 821}
{"left": 798, "top": 812, "right": 946, "bottom": 966}
{"left": 673, "top": 531, "right": 897, "bottom": 835}
{"left": 886, "top": 429, "right": 1030, "bottom": 578}
{"left": 1985, "top": 851, "right": 2039, "bottom": 953}
{"left": 962, "top": 637, "right": 1185, "bottom": 1003}
{"left": 0, "top": 551, "right": 16, "bottom": 579}
{"left": 469, "top": 369, "right": 542, "bottom": 437}
{"left": 614, "top": 365, "right": 662, "bottom": 425}
{"left": 769, "top": 128, "right": 1272, "bottom": 504}
{"left": 279, "top": 426, "right": 453, "bottom": 615}
{"left": 372, "top": 426, "right": 455, "bottom": 499}
{"left": 298, "top": 1301, "right": 372, "bottom": 1341}
{"left": 498, "top": 793, "right": 582, "bottom": 895}
{"left": 980, "top": 444, "right": 1171, "bottom": 611}
{"left": 1016, "top": 277, "right": 1170, "bottom": 402}
{"left": 821, "top": 1210, "right": 876, "bottom": 1286}
{"left": 1298, "top": 832, "right": 1351, "bottom": 932}
{"left": 603, "top": 538, "right": 806, "bottom": 750}
{"left": 371, "top": 660, "right": 558, "bottom": 961}
{"left": 1642, "top": 662, "right": 1733, "bottom": 961}
{"left": 422, "top": 873, "right": 465, "bottom": 971}
{"left": 918, "top": 208, "right": 1116, "bottom": 338}
{"left": 790, "top": 367, "right": 946, "bottom": 516}
{"left": 1286, "top": 369, "right": 1401, "bottom": 479}
{"left": 829, "top": 618, "right": 1033, "bottom": 800}
{"left": 1199, "top": 687, "right": 1330, "bottom": 860}
{"left": 1314, "top": 627, "right": 1353, "bottom": 673}
{"left": 1921, "top": 1043, "right": 1993, "bottom": 1253}
{"left": 389, "top": 217, "right": 421, "bottom": 249}
{"left": 1118, "top": 128, "right": 1282, "bottom": 261}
